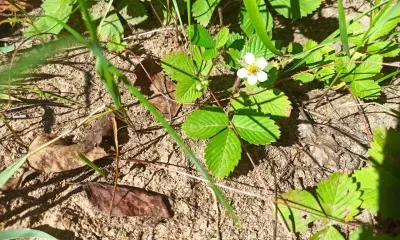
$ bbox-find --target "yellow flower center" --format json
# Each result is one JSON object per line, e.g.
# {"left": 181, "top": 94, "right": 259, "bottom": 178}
{"left": 248, "top": 65, "right": 258, "bottom": 74}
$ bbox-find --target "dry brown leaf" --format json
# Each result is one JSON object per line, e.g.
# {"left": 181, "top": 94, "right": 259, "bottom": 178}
{"left": 28, "top": 134, "right": 108, "bottom": 173}
{"left": 149, "top": 71, "right": 180, "bottom": 118}
{"left": 83, "top": 182, "right": 172, "bottom": 219}
{"left": 0, "top": 0, "right": 30, "bottom": 13}
{"left": 134, "top": 57, "right": 180, "bottom": 118}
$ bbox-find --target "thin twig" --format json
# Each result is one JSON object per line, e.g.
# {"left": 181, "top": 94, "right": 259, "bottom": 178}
{"left": 352, "top": 96, "right": 373, "bottom": 141}
{"left": 109, "top": 114, "right": 120, "bottom": 216}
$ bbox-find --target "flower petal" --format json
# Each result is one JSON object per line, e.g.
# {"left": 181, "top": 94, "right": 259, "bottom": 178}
{"left": 256, "top": 70, "right": 268, "bottom": 82}
{"left": 244, "top": 53, "right": 255, "bottom": 65}
{"left": 237, "top": 68, "right": 248, "bottom": 78}
{"left": 256, "top": 57, "right": 268, "bottom": 69}
{"left": 247, "top": 75, "right": 258, "bottom": 85}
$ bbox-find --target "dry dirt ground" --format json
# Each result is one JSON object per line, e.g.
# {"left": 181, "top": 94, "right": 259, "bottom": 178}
{"left": 0, "top": 0, "right": 399, "bottom": 239}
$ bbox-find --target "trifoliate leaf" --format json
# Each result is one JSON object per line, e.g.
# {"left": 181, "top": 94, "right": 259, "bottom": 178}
{"left": 188, "top": 25, "right": 215, "bottom": 48}
{"left": 349, "top": 80, "right": 381, "bottom": 99}
{"left": 293, "top": 72, "right": 315, "bottom": 83}
{"left": 161, "top": 51, "right": 198, "bottom": 82}
{"left": 175, "top": 78, "right": 203, "bottom": 103}
{"left": 116, "top": 0, "right": 147, "bottom": 25}
{"left": 98, "top": 13, "right": 126, "bottom": 52}
{"left": 24, "top": 0, "right": 76, "bottom": 36}
{"left": 215, "top": 28, "right": 229, "bottom": 48}
{"left": 316, "top": 173, "right": 362, "bottom": 222}
{"left": 242, "top": 34, "right": 275, "bottom": 60}
{"left": 231, "top": 89, "right": 292, "bottom": 118}
{"left": 240, "top": 0, "right": 273, "bottom": 37}
{"left": 182, "top": 106, "right": 228, "bottom": 139}
{"left": 311, "top": 226, "right": 345, "bottom": 240}
{"left": 278, "top": 190, "right": 323, "bottom": 232}
{"left": 192, "top": 0, "right": 221, "bottom": 26}
{"left": 355, "top": 128, "right": 400, "bottom": 219}
{"left": 367, "top": 41, "right": 400, "bottom": 58}
{"left": 205, "top": 128, "right": 241, "bottom": 179}
{"left": 269, "top": 0, "right": 321, "bottom": 19}
{"left": 232, "top": 114, "right": 280, "bottom": 145}
{"left": 336, "top": 55, "right": 383, "bottom": 82}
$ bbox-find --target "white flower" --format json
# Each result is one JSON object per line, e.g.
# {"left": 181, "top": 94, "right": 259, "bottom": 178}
{"left": 237, "top": 53, "right": 268, "bottom": 85}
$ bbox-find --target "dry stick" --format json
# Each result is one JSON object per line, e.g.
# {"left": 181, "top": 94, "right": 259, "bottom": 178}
{"left": 109, "top": 115, "right": 120, "bottom": 216}
{"left": 123, "top": 27, "right": 175, "bottom": 40}
{"left": 352, "top": 96, "right": 373, "bottom": 141}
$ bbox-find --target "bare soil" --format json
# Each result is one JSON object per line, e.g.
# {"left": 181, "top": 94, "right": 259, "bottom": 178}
{"left": 1, "top": 0, "right": 399, "bottom": 239}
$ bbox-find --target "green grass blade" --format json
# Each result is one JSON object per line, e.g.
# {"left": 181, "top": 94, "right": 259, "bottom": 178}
{"left": 78, "top": 153, "right": 105, "bottom": 176}
{"left": 337, "top": 0, "right": 350, "bottom": 57}
{"left": 367, "top": 1, "right": 400, "bottom": 40}
{"left": 78, "top": 0, "right": 99, "bottom": 43}
{"left": 284, "top": 0, "right": 390, "bottom": 72}
{"left": 0, "top": 228, "right": 56, "bottom": 240}
{"left": 0, "top": 156, "right": 27, "bottom": 188}
{"left": 107, "top": 65, "right": 239, "bottom": 224}
{"left": 187, "top": 0, "right": 191, "bottom": 29}
{"left": 171, "top": 0, "right": 187, "bottom": 41}
{"left": 242, "top": 0, "right": 281, "bottom": 56}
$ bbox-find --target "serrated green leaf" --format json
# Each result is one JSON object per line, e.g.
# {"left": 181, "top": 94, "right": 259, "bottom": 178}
{"left": 240, "top": 0, "right": 273, "bottom": 37}
{"left": 24, "top": 0, "right": 76, "bottom": 36}
{"left": 315, "top": 66, "right": 335, "bottom": 82}
{"left": 293, "top": 72, "right": 315, "bottom": 83}
{"left": 305, "top": 40, "right": 324, "bottom": 67}
{"left": 175, "top": 78, "right": 203, "bottom": 103}
{"left": 355, "top": 128, "right": 400, "bottom": 219}
{"left": 116, "top": 0, "right": 148, "bottom": 25}
{"left": 348, "top": 21, "right": 364, "bottom": 45}
{"left": 278, "top": 190, "right": 323, "bottom": 232}
{"left": 349, "top": 80, "right": 381, "bottom": 99}
{"left": 232, "top": 114, "right": 280, "bottom": 145}
{"left": 367, "top": 41, "right": 400, "bottom": 57}
{"left": 226, "top": 33, "right": 245, "bottom": 50}
{"left": 182, "top": 106, "right": 228, "bottom": 139}
{"left": 242, "top": 34, "right": 275, "bottom": 60}
{"left": 215, "top": 28, "right": 229, "bottom": 48}
{"left": 161, "top": 51, "right": 198, "bottom": 82}
{"left": 336, "top": 55, "right": 383, "bottom": 83}
{"left": 311, "top": 226, "right": 345, "bottom": 240}
{"left": 316, "top": 173, "right": 362, "bottom": 222}
{"left": 269, "top": 0, "right": 321, "bottom": 19}
{"left": 98, "top": 12, "right": 125, "bottom": 52}
{"left": 202, "top": 48, "right": 218, "bottom": 60}
{"left": 231, "top": 89, "right": 292, "bottom": 118}
{"left": 188, "top": 24, "right": 215, "bottom": 48}
{"left": 205, "top": 128, "right": 241, "bottom": 179}
{"left": 192, "top": 0, "right": 221, "bottom": 26}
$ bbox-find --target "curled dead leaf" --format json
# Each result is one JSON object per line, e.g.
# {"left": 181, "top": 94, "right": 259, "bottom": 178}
{"left": 83, "top": 182, "right": 172, "bottom": 219}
